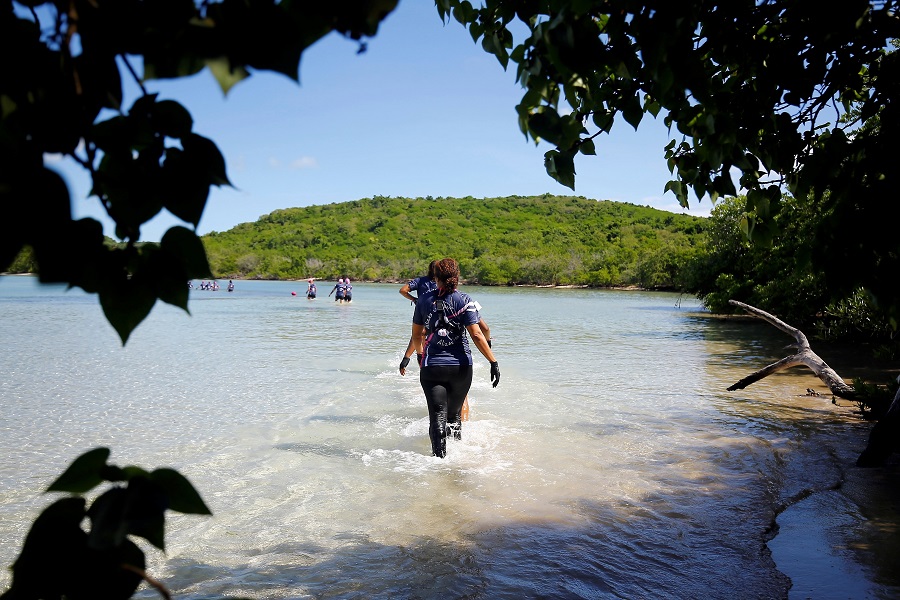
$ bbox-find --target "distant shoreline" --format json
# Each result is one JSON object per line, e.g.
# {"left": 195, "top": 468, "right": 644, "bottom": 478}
{"left": 2, "top": 271, "right": 701, "bottom": 299}
{"left": 197, "top": 276, "right": 673, "bottom": 293}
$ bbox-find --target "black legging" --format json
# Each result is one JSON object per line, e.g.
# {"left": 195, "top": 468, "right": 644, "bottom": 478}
{"left": 419, "top": 364, "right": 473, "bottom": 457}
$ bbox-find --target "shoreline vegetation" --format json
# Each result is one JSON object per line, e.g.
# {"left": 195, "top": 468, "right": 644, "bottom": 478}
{"left": 199, "top": 195, "right": 707, "bottom": 289}
{"left": 6, "top": 194, "right": 708, "bottom": 292}
{"left": 6, "top": 194, "right": 896, "bottom": 361}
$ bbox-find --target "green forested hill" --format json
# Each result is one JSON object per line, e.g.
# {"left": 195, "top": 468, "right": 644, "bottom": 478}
{"left": 202, "top": 194, "right": 707, "bottom": 288}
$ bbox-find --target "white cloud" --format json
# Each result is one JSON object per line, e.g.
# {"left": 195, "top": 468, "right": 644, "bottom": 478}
{"left": 655, "top": 199, "right": 712, "bottom": 218}
{"left": 265, "top": 156, "right": 317, "bottom": 169}
{"left": 290, "top": 156, "right": 319, "bottom": 170}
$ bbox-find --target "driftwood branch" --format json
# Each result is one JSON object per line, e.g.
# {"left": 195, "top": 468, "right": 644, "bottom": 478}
{"left": 726, "top": 301, "right": 900, "bottom": 467}
{"left": 726, "top": 300, "right": 857, "bottom": 399}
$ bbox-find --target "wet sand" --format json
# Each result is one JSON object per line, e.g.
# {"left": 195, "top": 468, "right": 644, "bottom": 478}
{"left": 769, "top": 446, "right": 900, "bottom": 599}
{"left": 766, "top": 341, "right": 900, "bottom": 599}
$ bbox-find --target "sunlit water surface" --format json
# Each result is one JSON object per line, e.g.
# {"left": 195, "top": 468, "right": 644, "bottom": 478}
{"left": 1, "top": 277, "right": 898, "bottom": 599}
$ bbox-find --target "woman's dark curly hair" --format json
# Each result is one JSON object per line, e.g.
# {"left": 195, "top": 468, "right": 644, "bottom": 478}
{"left": 434, "top": 258, "right": 459, "bottom": 291}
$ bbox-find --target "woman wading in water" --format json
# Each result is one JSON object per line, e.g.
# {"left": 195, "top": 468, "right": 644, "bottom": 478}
{"left": 399, "top": 258, "right": 500, "bottom": 457}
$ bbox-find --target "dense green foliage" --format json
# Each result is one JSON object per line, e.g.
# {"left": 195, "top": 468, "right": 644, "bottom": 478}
{"left": 5, "top": 0, "right": 897, "bottom": 337}
{"left": 201, "top": 194, "right": 707, "bottom": 288}
{"left": 444, "top": 0, "right": 899, "bottom": 325}
{"left": 683, "top": 194, "right": 898, "bottom": 359}
{"left": 2, "top": 0, "right": 397, "bottom": 343}
{"left": 682, "top": 195, "right": 827, "bottom": 325}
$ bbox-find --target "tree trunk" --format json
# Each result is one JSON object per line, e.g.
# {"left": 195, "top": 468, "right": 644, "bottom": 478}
{"left": 857, "top": 386, "right": 900, "bottom": 467}
{"left": 726, "top": 300, "right": 898, "bottom": 467}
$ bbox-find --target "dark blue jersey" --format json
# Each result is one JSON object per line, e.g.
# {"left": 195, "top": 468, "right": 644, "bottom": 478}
{"left": 413, "top": 289, "right": 481, "bottom": 366}
{"left": 408, "top": 275, "right": 437, "bottom": 297}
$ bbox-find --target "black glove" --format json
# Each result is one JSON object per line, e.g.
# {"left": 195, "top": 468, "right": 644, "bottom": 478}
{"left": 490, "top": 361, "right": 500, "bottom": 387}
{"left": 399, "top": 356, "right": 410, "bottom": 372}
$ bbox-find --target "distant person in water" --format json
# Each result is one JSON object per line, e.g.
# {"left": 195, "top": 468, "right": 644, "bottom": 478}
{"left": 399, "top": 258, "right": 500, "bottom": 458}
{"left": 227, "top": 280, "right": 235, "bottom": 292}
{"left": 306, "top": 279, "right": 317, "bottom": 299}
{"left": 343, "top": 276, "right": 352, "bottom": 302}
{"left": 329, "top": 278, "right": 345, "bottom": 302}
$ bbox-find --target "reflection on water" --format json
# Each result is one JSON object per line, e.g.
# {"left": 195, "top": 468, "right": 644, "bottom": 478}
{"left": 0, "top": 276, "right": 897, "bottom": 599}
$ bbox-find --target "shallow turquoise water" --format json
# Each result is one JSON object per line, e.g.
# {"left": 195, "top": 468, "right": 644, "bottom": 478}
{"left": 0, "top": 276, "right": 896, "bottom": 599}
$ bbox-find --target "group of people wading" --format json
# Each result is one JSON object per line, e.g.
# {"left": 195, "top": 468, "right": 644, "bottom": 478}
{"left": 327, "top": 277, "right": 353, "bottom": 303}
{"left": 398, "top": 258, "right": 500, "bottom": 458}
{"left": 300, "top": 277, "right": 351, "bottom": 302}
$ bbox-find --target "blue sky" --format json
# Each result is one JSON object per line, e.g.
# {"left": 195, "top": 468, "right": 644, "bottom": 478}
{"left": 47, "top": 1, "right": 712, "bottom": 242}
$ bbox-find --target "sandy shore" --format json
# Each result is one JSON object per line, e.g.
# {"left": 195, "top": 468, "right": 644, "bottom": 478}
{"left": 769, "top": 438, "right": 900, "bottom": 599}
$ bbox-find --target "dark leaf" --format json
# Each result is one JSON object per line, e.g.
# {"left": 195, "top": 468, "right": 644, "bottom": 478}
{"left": 123, "top": 477, "right": 168, "bottom": 551}
{"left": 84, "top": 539, "right": 146, "bottom": 600}
{"left": 664, "top": 180, "right": 688, "bottom": 208}
{"left": 96, "top": 149, "right": 165, "bottom": 232}
{"left": 99, "top": 273, "right": 157, "bottom": 344}
{"left": 152, "top": 100, "right": 194, "bottom": 139}
{"left": 87, "top": 487, "right": 131, "bottom": 549}
{"left": 151, "top": 468, "right": 213, "bottom": 515}
{"left": 145, "top": 244, "right": 190, "bottom": 310}
{"left": 592, "top": 110, "right": 614, "bottom": 133}
{"left": 544, "top": 149, "right": 576, "bottom": 190}
{"left": 101, "top": 464, "right": 130, "bottom": 482}
{"left": 161, "top": 147, "right": 211, "bottom": 226}
{"left": 529, "top": 109, "right": 563, "bottom": 145}
{"left": 161, "top": 226, "right": 213, "bottom": 280}
{"left": 579, "top": 138, "right": 597, "bottom": 156}
{"left": 143, "top": 49, "right": 208, "bottom": 82}
{"left": 120, "top": 465, "right": 151, "bottom": 480}
{"left": 91, "top": 115, "right": 131, "bottom": 152}
{"left": 3, "top": 497, "right": 88, "bottom": 600}
{"left": 47, "top": 447, "right": 111, "bottom": 493}
{"left": 622, "top": 98, "right": 643, "bottom": 129}
{"left": 182, "top": 133, "right": 231, "bottom": 187}
{"left": 21, "top": 169, "right": 73, "bottom": 284}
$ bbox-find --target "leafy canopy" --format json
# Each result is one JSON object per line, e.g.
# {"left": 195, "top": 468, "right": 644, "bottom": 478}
{"left": 4, "top": 0, "right": 898, "bottom": 339}
{"left": 1, "top": 0, "right": 398, "bottom": 342}
{"left": 439, "top": 0, "right": 899, "bottom": 324}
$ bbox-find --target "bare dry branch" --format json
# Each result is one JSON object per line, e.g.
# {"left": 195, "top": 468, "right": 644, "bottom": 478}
{"left": 727, "top": 300, "right": 857, "bottom": 399}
